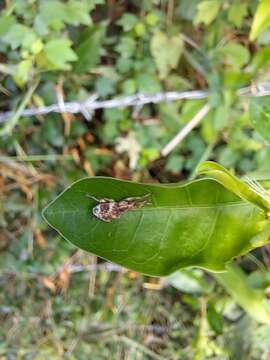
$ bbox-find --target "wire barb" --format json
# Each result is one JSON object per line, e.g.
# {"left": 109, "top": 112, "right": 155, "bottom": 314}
{"left": 1, "top": 82, "right": 270, "bottom": 124}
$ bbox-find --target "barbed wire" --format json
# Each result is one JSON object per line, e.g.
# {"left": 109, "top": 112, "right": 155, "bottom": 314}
{"left": 1, "top": 82, "right": 270, "bottom": 123}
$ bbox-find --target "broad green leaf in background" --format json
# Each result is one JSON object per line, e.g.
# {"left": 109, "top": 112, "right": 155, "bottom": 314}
{"left": 215, "top": 263, "right": 270, "bottom": 324}
{"left": 150, "top": 32, "right": 183, "bottom": 79}
{"left": 249, "top": 97, "right": 270, "bottom": 144}
{"left": 2, "top": 24, "right": 35, "bottom": 50}
{"left": 64, "top": 0, "right": 92, "bottom": 26}
{"left": 43, "top": 162, "right": 270, "bottom": 276}
{"left": 117, "top": 13, "right": 138, "bottom": 32}
{"left": 44, "top": 39, "right": 77, "bottom": 70}
{"left": 194, "top": 0, "right": 221, "bottom": 26}
{"left": 218, "top": 43, "right": 250, "bottom": 70}
{"left": 0, "top": 16, "right": 16, "bottom": 37}
{"left": 74, "top": 26, "right": 105, "bottom": 74}
{"left": 39, "top": 0, "right": 91, "bottom": 28}
{"left": 250, "top": 0, "right": 270, "bottom": 41}
{"left": 247, "top": 46, "right": 270, "bottom": 74}
{"left": 227, "top": 2, "right": 247, "bottom": 28}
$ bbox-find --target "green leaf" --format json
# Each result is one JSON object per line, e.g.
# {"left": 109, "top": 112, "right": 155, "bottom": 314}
{"left": 117, "top": 13, "right": 138, "bottom": 31}
{"left": 167, "top": 269, "right": 208, "bottom": 294}
{"left": 13, "top": 59, "right": 32, "bottom": 85}
{"left": 248, "top": 46, "right": 270, "bottom": 73}
{"left": 250, "top": 0, "right": 270, "bottom": 41}
{"left": 250, "top": 97, "right": 270, "bottom": 144}
{"left": 215, "top": 263, "right": 270, "bottom": 324}
{"left": 0, "top": 16, "right": 16, "bottom": 37}
{"left": 218, "top": 43, "right": 250, "bottom": 70}
{"left": 2, "top": 24, "right": 34, "bottom": 50}
{"left": 227, "top": 2, "right": 247, "bottom": 28}
{"left": 206, "top": 301, "right": 224, "bottom": 334}
{"left": 196, "top": 161, "right": 270, "bottom": 215}
{"left": 39, "top": 1, "right": 66, "bottom": 27}
{"left": 194, "top": 0, "right": 221, "bottom": 25}
{"left": 95, "top": 76, "right": 114, "bottom": 97}
{"left": 43, "top": 167, "right": 270, "bottom": 276}
{"left": 39, "top": 0, "right": 92, "bottom": 29}
{"left": 74, "top": 26, "right": 105, "bottom": 74}
{"left": 150, "top": 32, "right": 183, "bottom": 79}
{"left": 44, "top": 39, "right": 77, "bottom": 70}
{"left": 0, "top": 78, "right": 39, "bottom": 136}
{"left": 64, "top": 0, "right": 92, "bottom": 26}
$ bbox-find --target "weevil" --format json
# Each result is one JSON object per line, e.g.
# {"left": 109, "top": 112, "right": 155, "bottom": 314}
{"left": 86, "top": 193, "right": 151, "bottom": 222}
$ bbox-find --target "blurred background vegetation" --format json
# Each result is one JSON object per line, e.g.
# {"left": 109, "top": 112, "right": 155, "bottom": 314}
{"left": 2, "top": 0, "right": 270, "bottom": 359}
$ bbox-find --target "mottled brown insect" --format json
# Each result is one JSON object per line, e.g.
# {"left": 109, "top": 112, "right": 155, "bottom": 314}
{"left": 86, "top": 194, "right": 151, "bottom": 222}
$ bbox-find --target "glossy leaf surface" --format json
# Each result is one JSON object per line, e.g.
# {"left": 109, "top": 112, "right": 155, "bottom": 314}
{"left": 249, "top": 97, "right": 270, "bottom": 144}
{"left": 43, "top": 174, "right": 268, "bottom": 276}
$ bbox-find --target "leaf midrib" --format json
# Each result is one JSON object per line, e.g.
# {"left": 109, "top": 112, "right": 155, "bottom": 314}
{"left": 45, "top": 201, "right": 252, "bottom": 216}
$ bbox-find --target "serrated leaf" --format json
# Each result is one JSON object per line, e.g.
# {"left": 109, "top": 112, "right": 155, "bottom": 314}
{"left": 219, "top": 43, "right": 250, "bottom": 70}
{"left": 44, "top": 39, "right": 77, "bottom": 70}
{"left": 43, "top": 164, "right": 270, "bottom": 276}
{"left": 64, "top": 0, "right": 92, "bottom": 26}
{"left": 228, "top": 2, "right": 247, "bottom": 28}
{"left": 2, "top": 24, "right": 34, "bottom": 50}
{"left": 39, "top": 1, "right": 66, "bottom": 27}
{"left": 150, "top": 32, "right": 183, "bottom": 79}
{"left": 250, "top": 0, "right": 270, "bottom": 41}
{"left": 250, "top": 97, "right": 270, "bottom": 144}
{"left": 194, "top": 0, "right": 221, "bottom": 25}
{"left": 74, "top": 26, "right": 105, "bottom": 74}
{"left": 117, "top": 13, "right": 138, "bottom": 31}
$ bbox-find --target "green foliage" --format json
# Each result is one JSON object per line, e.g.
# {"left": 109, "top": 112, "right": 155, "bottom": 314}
{"left": 44, "top": 39, "right": 77, "bottom": 70}
{"left": 195, "top": 0, "right": 221, "bottom": 25}
{"left": 150, "top": 32, "right": 183, "bottom": 79}
{"left": 250, "top": 0, "right": 270, "bottom": 41}
{"left": 250, "top": 97, "right": 270, "bottom": 144}
{"left": 74, "top": 26, "right": 105, "bottom": 73}
{"left": 2, "top": 0, "right": 270, "bottom": 357}
{"left": 43, "top": 164, "right": 270, "bottom": 276}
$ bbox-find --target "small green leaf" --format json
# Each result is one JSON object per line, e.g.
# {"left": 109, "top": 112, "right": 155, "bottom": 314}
{"left": 117, "top": 13, "right": 138, "bottom": 31}
{"left": 13, "top": 59, "right": 32, "bottom": 85}
{"left": 248, "top": 46, "right": 270, "bottom": 73}
{"left": 115, "top": 37, "right": 136, "bottom": 58}
{"left": 0, "top": 16, "right": 16, "bottom": 37}
{"left": 250, "top": 0, "right": 270, "bottom": 41}
{"left": 215, "top": 263, "right": 270, "bottom": 324}
{"left": 167, "top": 269, "right": 208, "bottom": 294}
{"left": 218, "top": 43, "right": 250, "bottom": 70}
{"left": 206, "top": 301, "right": 223, "bottom": 334}
{"left": 39, "top": 1, "right": 66, "bottom": 27}
{"left": 95, "top": 76, "right": 114, "bottom": 97}
{"left": 2, "top": 24, "right": 33, "bottom": 50}
{"left": 250, "top": 97, "right": 270, "bottom": 144}
{"left": 151, "top": 32, "right": 183, "bottom": 79}
{"left": 44, "top": 39, "right": 77, "bottom": 70}
{"left": 227, "top": 2, "right": 247, "bottom": 28}
{"left": 64, "top": 0, "right": 92, "bottom": 26}
{"left": 194, "top": 0, "right": 221, "bottom": 25}
{"left": 165, "top": 155, "right": 184, "bottom": 173}
{"left": 43, "top": 167, "right": 270, "bottom": 276}
{"left": 74, "top": 26, "right": 105, "bottom": 74}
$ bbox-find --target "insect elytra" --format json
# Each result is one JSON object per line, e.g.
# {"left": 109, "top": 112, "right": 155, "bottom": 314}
{"left": 86, "top": 194, "right": 151, "bottom": 222}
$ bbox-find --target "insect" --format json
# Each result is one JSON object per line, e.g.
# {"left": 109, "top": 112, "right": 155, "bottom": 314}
{"left": 86, "top": 194, "right": 151, "bottom": 222}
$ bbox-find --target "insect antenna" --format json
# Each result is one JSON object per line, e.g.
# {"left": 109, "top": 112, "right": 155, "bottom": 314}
{"left": 85, "top": 194, "right": 100, "bottom": 202}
